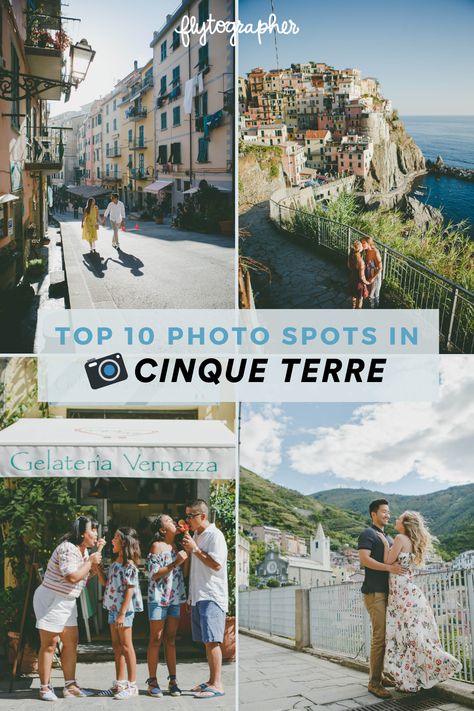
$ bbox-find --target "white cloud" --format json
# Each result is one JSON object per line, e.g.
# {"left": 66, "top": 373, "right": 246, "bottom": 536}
{"left": 240, "top": 404, "right": 290, "bottom": 479}
{"left": 288, "top": 356, "right": 474, "bottom": 485}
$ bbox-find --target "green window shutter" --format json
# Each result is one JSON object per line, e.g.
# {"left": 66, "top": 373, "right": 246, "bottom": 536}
{"left": 160, "top": 75, "right": 167, "bottom": 95}
{"left": 161, "top": 40, "right": 167, "bottom": 61}
{"left": 161, "top": 112, "right": 167, "bottom": 130}
{"left": 198, "top": 44, "right": 209, "bottom": 70}
{"left": 172, "top": 66, "right": 180, "bottom": 85}
{"left": 198, "top": 0, "right": 209, "bottom": 24}
{"left": 171, "top": 142, "right": 181, "bottom": 164}
{"left": 173, "top": 106, "right": 180, "bottom": 126}
{"left": 158, "top": 145, "right": 167, "bottom": 164}
{"left": 197, "top": 138, "right": 208, "bottom": 163}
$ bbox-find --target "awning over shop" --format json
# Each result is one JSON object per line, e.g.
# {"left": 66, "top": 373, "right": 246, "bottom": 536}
{"left": 183, "top": 182, "right": 232, "bottom": 194}
{"left": 0, "top": 193, "right": 20, "bottom": 204}
{"left": 143, "top": 180, "right": 173, "bottom": 194}
{"left": 65, "top": 186, "right": 112, "bottom": 199}
{"left": 0, "top": 418, "right": 235, "bottom": 479}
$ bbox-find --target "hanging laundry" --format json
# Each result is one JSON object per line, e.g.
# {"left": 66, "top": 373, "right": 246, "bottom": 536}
{"left": 184, "top": 73, "right": 204, "bottom": 115}
{"left": 203, "top": 110, "right": 224, "bottom": 138}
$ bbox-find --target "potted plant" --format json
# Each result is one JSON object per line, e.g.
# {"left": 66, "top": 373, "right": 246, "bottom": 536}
{"left": 0, "top": 479, "right": 95, "bottom": 672}
{"left": 26, "top": 258, "right": 46, "bottom": 276}
{"left": 0, "top": 587, "right": 39, "bottom": 674}
{"left": 210, "top": 482, "right": 236, "bottom": 662}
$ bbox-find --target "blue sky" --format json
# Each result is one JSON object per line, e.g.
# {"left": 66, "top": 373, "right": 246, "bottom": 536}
{"left": 50, "top": 0, "right": 180, "bottom": 115}
{"left": 239, "top": 0, "right": 474, "bottom": 115}
{"left": 240, "top": 357, "right": 474, "bottom": 496}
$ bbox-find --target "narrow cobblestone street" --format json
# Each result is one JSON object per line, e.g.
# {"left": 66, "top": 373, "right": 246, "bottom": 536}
{"left": 60, "top": 213, "right": 234, "bottom": 310}
{"left": 240, "top": 203, "right": 349, "bottom": 309}
{"left": 0, "top": 658, "right": 235, "bottom": 710}
{"left": 239, "top": 635, "right": 473, "bottom": 711}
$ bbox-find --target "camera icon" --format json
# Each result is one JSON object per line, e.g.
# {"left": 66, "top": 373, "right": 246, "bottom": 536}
{"left": 84, "top": 353, "right": 128, "bottom": 390}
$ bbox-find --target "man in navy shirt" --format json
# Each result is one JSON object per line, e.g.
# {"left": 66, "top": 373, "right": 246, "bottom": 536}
{"left": 358, "top": 499, "right": 406, "bottom": 699}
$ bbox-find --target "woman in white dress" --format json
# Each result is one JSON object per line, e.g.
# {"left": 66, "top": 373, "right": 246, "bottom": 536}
{"left": 378, "top": 511, "right": 461, "bottom": 692}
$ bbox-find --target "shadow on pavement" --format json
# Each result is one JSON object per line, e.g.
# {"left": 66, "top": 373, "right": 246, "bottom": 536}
{"left": 104, "top": 248, "right": 144, "bottom": 276}
{"left": 82, "top": 251, "right": 108, "bottom": 279}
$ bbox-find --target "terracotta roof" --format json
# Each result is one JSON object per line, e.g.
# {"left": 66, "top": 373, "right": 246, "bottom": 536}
{"left": 305, "top": 130, "right": 330, "bottom": 139}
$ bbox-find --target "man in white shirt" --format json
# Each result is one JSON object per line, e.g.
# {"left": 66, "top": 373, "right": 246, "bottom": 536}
{"left": 182, "top": 499, "right": 228, "bottom": 699}
{"left": 102, "top": 193, "right": 126, "bottom": 249}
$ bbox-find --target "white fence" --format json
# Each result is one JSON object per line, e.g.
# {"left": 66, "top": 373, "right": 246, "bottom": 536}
{"left": 239, "top": 587, "right": 298, "bottom": 639}
{"left": 240, "top": 568, "right": 474, "bottom": 684}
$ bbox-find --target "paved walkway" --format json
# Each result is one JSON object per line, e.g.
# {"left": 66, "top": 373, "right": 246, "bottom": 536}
{"left": 0, "top": 659, "right": 234, "bottom": 710}
{"left": 240, "top": 203, "right": 349, "bottom": 308}
{"left": 239, "top": 635, "right": 472, "bottom": 711}
{"left": 59, "top": 214, "right": 234, "bottom": 309}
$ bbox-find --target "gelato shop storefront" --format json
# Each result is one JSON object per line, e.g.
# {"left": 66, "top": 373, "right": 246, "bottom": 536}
{"left": 0, "top": 417, "right": 235, "bottom": 645}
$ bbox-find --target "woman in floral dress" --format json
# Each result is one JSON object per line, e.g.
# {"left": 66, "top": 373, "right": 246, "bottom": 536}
{"left": 378, "top": 511, "right": 461, "bottom": 692}
{"left": 146, "top": 514, "right": 188, "bottom": 697}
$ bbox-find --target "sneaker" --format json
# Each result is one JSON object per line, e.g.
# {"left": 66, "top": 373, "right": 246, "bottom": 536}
{"left": 146, "top": 677, "right": 163, "bottom": 698}
{"left": 63, "top": 681, "right": 95, "bottom": 697}
{"left": 97, "top": 680, "right": 126, "bottom": 697}
{"left": 168, "top": 676, "right": 181, "bottom": 697}
{"left": 114, "top": 682, "right": 139, "bottom": 700}
{"left": 39, "top": 684, "right": 58, "bottom": 702}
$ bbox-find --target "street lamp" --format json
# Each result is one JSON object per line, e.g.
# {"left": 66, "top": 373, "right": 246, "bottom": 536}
{"left": 69, "top": 39, "right": 96, "bottom": 86}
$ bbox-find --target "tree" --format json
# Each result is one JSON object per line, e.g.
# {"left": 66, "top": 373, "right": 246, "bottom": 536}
{"left": 210, "top": 481, "right": 236, "bottom": 616}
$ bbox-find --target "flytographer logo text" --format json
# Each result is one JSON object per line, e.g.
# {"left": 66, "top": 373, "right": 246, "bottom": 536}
{"left": 177, "top": 13, "right": 300, "bottom": 47}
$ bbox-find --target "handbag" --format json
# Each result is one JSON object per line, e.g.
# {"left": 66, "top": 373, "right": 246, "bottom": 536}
{"left": 358, "top": 282, "right": 369, "bottom": 299}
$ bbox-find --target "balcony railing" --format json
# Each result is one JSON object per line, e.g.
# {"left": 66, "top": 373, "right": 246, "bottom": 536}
{"left": 125, "top": 107, "right": 147, "bottom": 120}
{"left": 106, "top": 147, "right": 122, "bottom": 157}
{"left": 24, "top": 1, "right": 65, "bottom": 96}
{"left": 104, "top": 170, "right": 122, "bottom": 181}
{"left": 128, "top": 140, "right": 147, "bottom": 150}
{"left": 130, "top": 168, "right": 148, "bottom": 180}
{"left": 240, "top": 567, "right": 474, "bottom": 684}
{"left": 269, "top": 197, "right": 474, "bottom": 354}
{"left": 25, "top": 126, "right": 66, "bottom": 172}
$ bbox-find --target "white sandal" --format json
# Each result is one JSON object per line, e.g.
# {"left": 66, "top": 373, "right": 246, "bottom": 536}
{"left": 63, "top": 679, "right": 95, "bottom": 697}
{"left": 39, "top": 684, "right": 58, "bottom": 702}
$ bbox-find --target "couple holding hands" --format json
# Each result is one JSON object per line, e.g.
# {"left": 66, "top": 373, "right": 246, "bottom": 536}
{"left": 81, "top": 193, "right": 126, "bottom": 253}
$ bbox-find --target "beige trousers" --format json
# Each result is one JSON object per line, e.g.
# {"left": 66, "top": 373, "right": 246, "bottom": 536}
{"left": 363, "top": 592, "right": 388, "bottom": 685}
{"left": 111, "top": 220, "right": 120, "bottom": 245}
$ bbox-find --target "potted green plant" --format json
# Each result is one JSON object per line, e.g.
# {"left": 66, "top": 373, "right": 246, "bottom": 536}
{"left": 26, "top": 258, "right": 46, "bottom": 276}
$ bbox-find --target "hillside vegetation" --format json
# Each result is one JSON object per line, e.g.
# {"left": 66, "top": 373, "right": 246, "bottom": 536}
{"left": 240, "top": 468, "right": 367, "bottom": 550}
{"left": 313, "top": 484, "right": 474, "bottom": 557}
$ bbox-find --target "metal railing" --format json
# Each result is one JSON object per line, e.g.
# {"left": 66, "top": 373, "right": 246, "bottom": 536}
{"left": 25, "top": 126, "right": 66, "bottom": 167}
{"left": 270, "top": 198, "right": 474, "bottom": 354}
{"left": 240, "top": 568, "right": 474, "bottom": 684}
{"left": 240, "top": 587, "right": 298, "bottom": 639}
{"left": 309, "top": 569, "right": 474, "bottom": 684}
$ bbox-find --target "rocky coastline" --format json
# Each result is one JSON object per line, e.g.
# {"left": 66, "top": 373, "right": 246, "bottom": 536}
{"left": 427, "top": 155, "right": 474, "bottom": 182}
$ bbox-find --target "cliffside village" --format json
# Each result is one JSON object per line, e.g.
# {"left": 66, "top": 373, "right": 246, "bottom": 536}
{"left": 239, "top": 61, "right": 394, "bottom": 188}
{"left": 238, "top": 522, "right": 468, "bottom": 591}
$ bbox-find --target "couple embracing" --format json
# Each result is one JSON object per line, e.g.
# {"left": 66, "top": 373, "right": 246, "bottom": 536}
{"left": 81, "top": 193, "right": 126, "bottom": 254}
{"left": 358, "top": 498, "right": 460, "bottom": 698}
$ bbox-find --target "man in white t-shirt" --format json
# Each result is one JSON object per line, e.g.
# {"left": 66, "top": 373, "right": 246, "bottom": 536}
{"left": 182, "top": 499, "right": 228, "bottom": 699}
{"left": 102, "top": 193, "right": 126, "bottom": 249}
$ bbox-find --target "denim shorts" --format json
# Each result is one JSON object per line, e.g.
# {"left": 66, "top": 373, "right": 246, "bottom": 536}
{"left": 108, "top": 610, "right": 135, "bottom": 627}
{"left": 191, "top": 600, "right": 225, "bottom": 643}
{"left": 148, "top": 602, "right": 181, "bottom": 621}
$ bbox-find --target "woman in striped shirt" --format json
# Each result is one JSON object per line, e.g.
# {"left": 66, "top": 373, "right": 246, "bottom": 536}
{"left": 33, "top": 515, "right": 105, "bottom": 702}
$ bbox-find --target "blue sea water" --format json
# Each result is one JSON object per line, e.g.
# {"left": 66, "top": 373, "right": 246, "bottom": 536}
{"left": 402, "top": 116, "right": 474, "bottom": 236}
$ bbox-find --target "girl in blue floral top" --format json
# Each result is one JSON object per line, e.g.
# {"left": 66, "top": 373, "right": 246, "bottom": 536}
{"left": 146, "top": 514, "right": 188, "bottom": 698}
{"left": 97, "top": 528, "right": 143, "bottom": 700}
